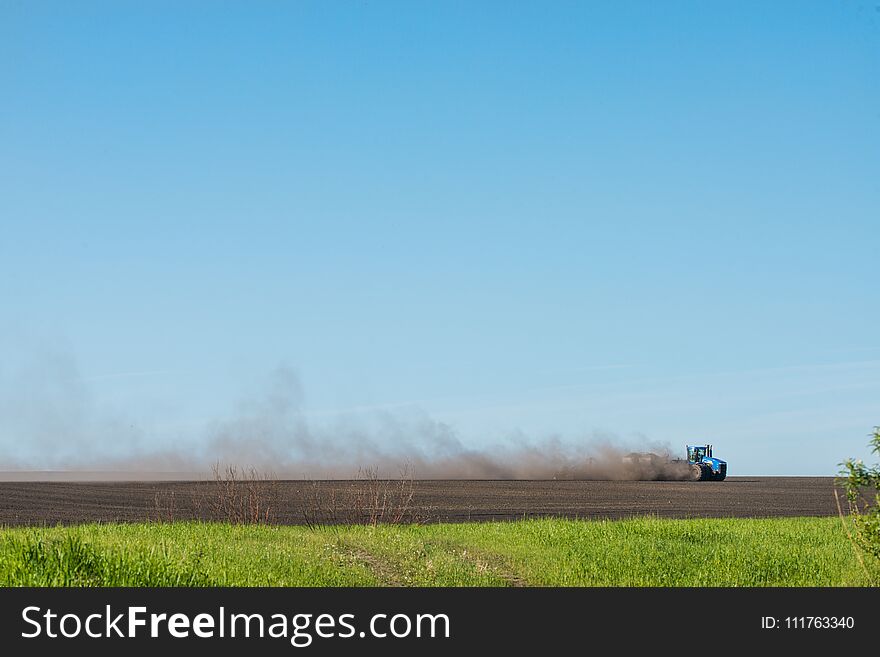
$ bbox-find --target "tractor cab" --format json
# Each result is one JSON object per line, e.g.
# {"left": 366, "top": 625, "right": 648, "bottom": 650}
{"left": 687, "top": 445, "right": 711, "bottom": 463}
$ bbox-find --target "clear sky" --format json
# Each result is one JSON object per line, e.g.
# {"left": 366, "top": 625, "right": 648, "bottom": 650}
{"left": 1, "top": 1, "right": 878, "bottom": 475}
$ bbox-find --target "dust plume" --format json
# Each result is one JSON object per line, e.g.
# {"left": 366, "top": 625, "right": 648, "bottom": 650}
{"left": 0, "top": 356, "right": 691, "bottom": 481}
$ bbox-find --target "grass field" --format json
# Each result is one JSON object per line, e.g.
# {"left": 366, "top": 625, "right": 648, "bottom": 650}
{"left": 1, "top": 516, "right": 876, "bottom": 587}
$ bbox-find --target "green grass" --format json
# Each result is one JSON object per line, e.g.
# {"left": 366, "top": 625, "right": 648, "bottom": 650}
{"left": 0, "top": 516, "right": 876, "bottom": 587}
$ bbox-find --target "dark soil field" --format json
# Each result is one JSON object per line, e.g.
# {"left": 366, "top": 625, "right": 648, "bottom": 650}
{"left": 0, "top": 477, "right": 838, "bottom": 526}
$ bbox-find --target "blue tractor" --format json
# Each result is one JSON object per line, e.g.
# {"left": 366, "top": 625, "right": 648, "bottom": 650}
{"left": 687, "top": 444, "right": 727, "bottom": 481}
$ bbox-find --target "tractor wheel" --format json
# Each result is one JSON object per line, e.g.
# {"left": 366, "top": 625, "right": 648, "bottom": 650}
{"left": 714, "top": 472, "right": 727, "bottom": 482}
{"left": 689, "top": 464, "right": 707, "bottom": 481}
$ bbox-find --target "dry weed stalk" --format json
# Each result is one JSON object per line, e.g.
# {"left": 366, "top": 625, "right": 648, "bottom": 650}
{"left": 209, "top": 462, "right": 280, "bottom": 524}
{"left": 300, "top": 463, "right": 419, "bottom": 528}
{"left": 151, "top": 489, "right": 177, "bottom": 523}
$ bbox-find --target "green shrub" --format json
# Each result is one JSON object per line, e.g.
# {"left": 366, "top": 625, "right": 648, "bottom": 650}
{"left": 839, "top": 427, "right": 880, "bottom": 562}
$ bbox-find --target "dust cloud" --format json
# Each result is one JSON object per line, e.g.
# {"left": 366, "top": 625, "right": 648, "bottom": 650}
{"left": 0, "top": 357, "right": 690, "bottom": 481}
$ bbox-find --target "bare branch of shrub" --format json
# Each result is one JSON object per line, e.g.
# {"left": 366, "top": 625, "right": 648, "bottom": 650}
{"left": 299, "top": 462, "right": 420, "bottom": 528}
{"left": 207, "top": 462, "right": 280, "bottom": 524}
{"left": 151, "top": 490, "right": 177, "bottom": 523}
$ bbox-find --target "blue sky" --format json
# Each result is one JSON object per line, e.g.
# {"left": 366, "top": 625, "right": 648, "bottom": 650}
{"left": 1, "top": 1, "right": 878, "bottom": 474}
